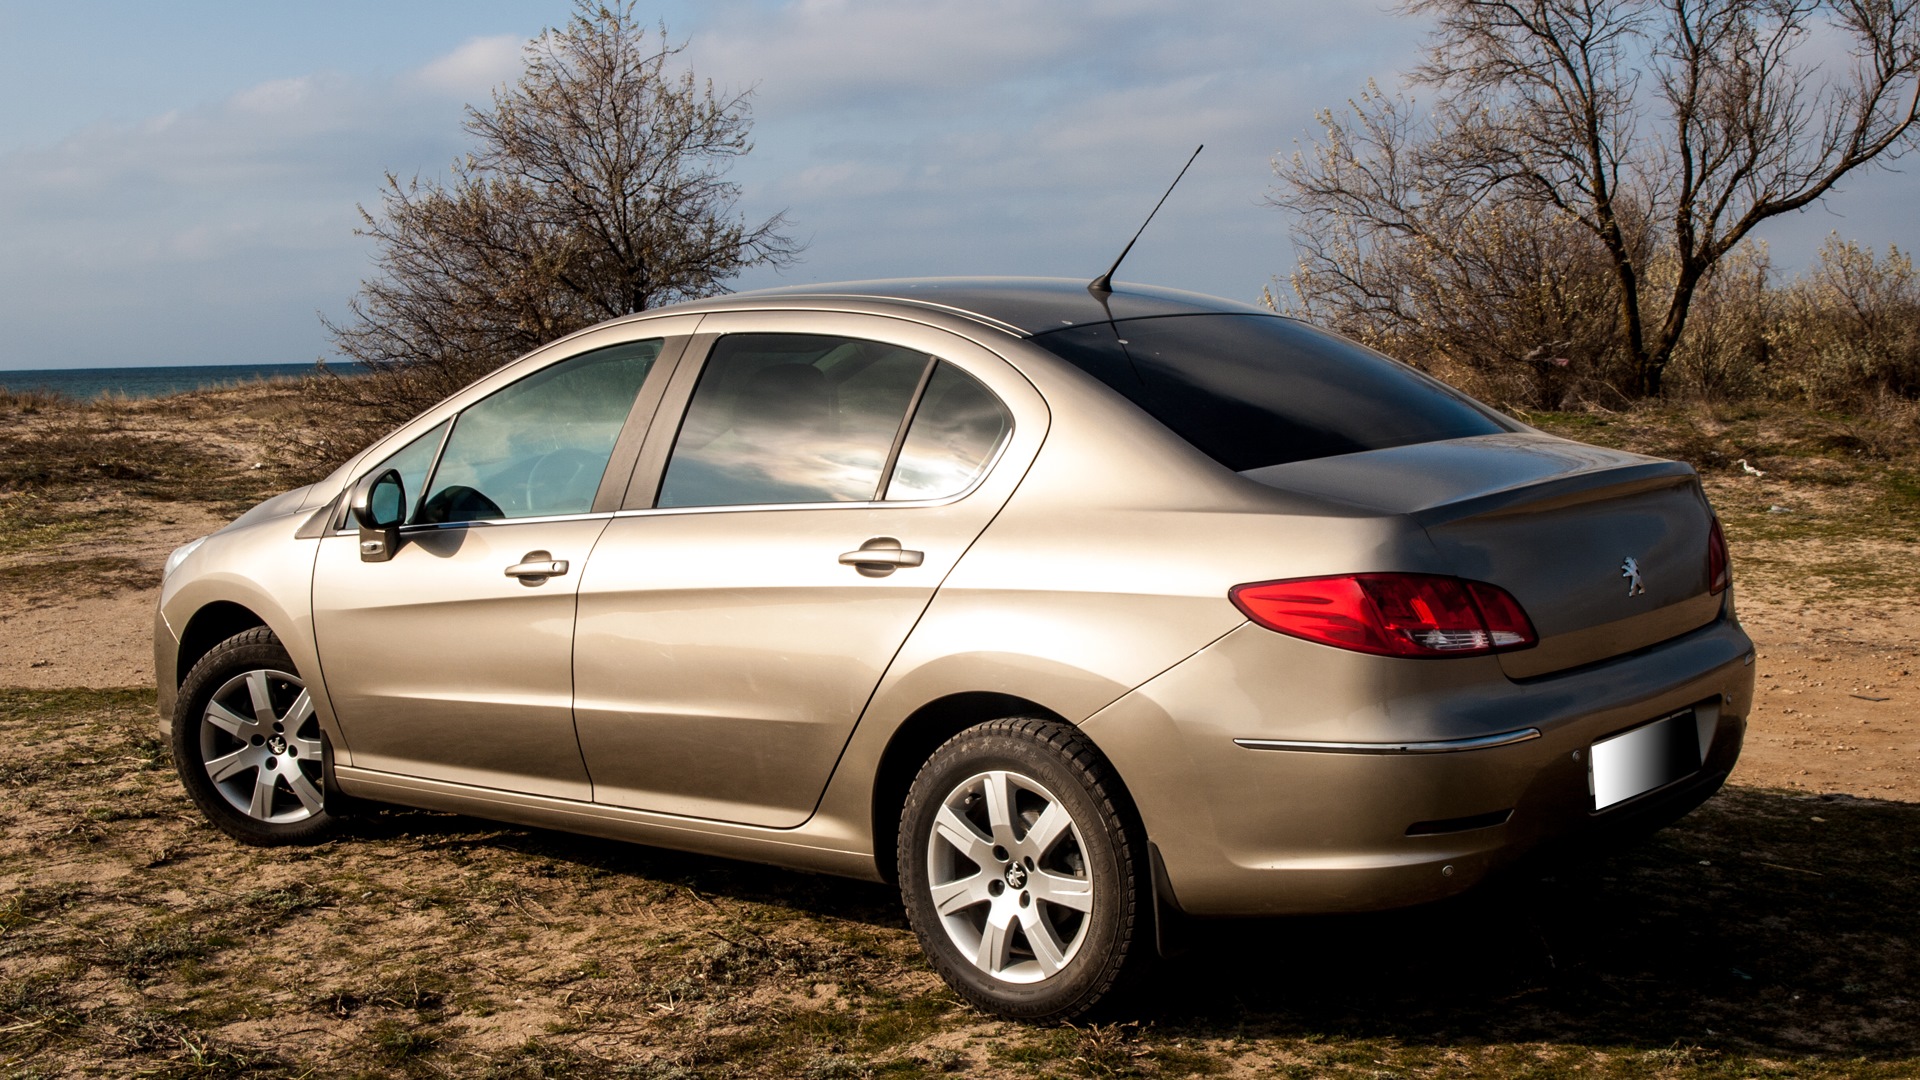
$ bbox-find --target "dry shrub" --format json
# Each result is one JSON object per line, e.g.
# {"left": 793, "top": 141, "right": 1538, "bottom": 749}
{"left": 297, "top": 3, "right": 798, "bottom": 476}
{"left": 1282, "top": 199, "right": 1634, "bottom": 410}
{"left": 1766, "top": 236, "right": 1920, "bottom": 404}
{"left": 1287, "top": 222, "right": 1919, "bottom": 414}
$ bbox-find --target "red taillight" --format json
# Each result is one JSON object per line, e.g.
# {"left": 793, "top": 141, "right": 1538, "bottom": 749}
{"left": 1707, "top": 516, "right": 1730, "bottom": 594}
{"left": 1230, "top": 574, "right": 1537, "bottom": 658}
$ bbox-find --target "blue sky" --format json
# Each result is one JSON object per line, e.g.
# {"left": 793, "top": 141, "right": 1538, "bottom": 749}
{"left": 2, "top": 1, "right": 1914, "bottom": 370}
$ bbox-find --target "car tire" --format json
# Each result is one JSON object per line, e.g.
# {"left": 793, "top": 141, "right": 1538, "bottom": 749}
{"left": 898, "top": 717, "right": 1151, "bottom": 1021}
{"left": 172, "top": 627, "right": 339, "bottom": 846}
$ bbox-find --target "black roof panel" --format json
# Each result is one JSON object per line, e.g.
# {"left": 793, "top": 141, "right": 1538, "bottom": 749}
{"left": 734, "top": 277, "right": 1272, "bottom": 335}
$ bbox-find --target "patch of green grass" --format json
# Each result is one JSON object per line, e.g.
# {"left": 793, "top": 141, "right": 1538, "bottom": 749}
{"left": 104, "top": 914, "right": 237, "bottom": 982}
{"left": 0, "top": 687, "right": 156, "bottom": 722}
{"left": 992, "top": 1022, "right": 1225, "bottom": 1078}
{"left": 145, "top": 1029, "right": 294, "bottom": 1080}
{"left": 369, "top": 1017, "right": 443, "bottom": 1062}
{"left": 0, "top": 973, "right": 86, "bottom": 1053}
{"left": 0, "top": 494, "right": 141, "bottom": 555}
{"left": 235, "top": 881, "right": 336, "bottom": 922}
{"left": 0, "top": 554, "right": 153, "bottom": 602}
{"left": 0, "top": 419, "right": 272, "bottom": 506}
{"left": 1, "top": 676, "right": 1916, "bottom": 1077}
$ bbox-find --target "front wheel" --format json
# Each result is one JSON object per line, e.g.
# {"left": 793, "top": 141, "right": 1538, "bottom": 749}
{"left": 172, "top": 627, "right": 338, "bottom": 845}
{"left": 898, "top": 717, "right": 1150, "bottom": 1021}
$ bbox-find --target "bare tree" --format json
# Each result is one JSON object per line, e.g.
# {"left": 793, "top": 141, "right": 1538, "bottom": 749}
{"left": 320, "top": 1, "right": 798, "bottom": 433}
{"left": 1274, "top": 0, "right": 1920, "bottom": 397}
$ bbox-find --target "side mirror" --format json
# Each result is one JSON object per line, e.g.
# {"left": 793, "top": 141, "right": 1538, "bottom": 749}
{"left": 350, "top": 469, "right": 407, "bottom": 563}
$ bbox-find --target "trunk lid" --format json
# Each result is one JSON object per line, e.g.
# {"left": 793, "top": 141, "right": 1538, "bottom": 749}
{"left": 1242, "top": 433, "right": 1723, "bottom": 678}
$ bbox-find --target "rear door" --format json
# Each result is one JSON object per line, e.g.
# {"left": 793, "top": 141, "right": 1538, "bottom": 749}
{"left": 571, "top": 311, "right": 1046, "bottom": 827}
{"left": 311, "top": 323, "right": 692, "bottom": 798}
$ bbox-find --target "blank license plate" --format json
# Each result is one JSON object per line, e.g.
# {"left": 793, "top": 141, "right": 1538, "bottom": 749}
{"left": 1590, "top": 710, "right": 1702, "bottom": 810}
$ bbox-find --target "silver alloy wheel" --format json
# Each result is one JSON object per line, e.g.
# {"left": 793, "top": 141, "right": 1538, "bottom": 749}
{"left": 926, "top": 769, "right": 1095, "bottom": 984}
{"left": 198, "top": 668, "right": 325, "bottom": 824}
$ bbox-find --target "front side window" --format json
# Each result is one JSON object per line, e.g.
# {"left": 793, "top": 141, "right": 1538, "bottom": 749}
{"left": 363, "top": 419, "right": 450, "bottom": 522}
{"left": 657, "top": 335, "right": 931, "bottom": 508}
{"left": 417, "top": 339, "right": 660, "bottom": 523}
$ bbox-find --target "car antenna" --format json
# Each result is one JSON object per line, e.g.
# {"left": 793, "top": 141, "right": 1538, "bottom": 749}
{"left": 1088, "top": 144, "right": 1203, "bottom": 297}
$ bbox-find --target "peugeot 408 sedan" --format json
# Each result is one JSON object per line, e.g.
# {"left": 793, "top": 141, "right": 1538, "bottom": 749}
{"left": 157, "top": 278, "right": 1754, "bottom": 1019}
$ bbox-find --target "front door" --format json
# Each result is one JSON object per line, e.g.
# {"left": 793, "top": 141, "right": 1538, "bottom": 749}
{"left": 571, "top": 314, "right": 1043, "bottom": 827}
{"left": 312, "top": 336, "right": 669, "bottom": 798}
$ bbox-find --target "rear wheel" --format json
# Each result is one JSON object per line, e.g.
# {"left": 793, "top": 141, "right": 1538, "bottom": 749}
{"left": 172, "top": 628, "right": 338, "bottom": 845}
{"left": 898, "top": 717, "right": 1149, "bottom": 1021}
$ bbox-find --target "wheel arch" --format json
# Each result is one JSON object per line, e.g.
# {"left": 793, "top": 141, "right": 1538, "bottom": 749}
{"left": 869, "top": 691, "right": 1071, "bottom": 885}
{"left": 174, "top": 601, "right": 269, "bottom": 689}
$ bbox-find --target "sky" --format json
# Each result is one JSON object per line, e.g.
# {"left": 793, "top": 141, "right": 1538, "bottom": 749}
{"left": 1, "top": 1, "right": 1915, "bottom": 370}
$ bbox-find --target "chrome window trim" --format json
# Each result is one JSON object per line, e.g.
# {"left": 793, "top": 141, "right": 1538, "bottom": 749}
{"left": 329, "top": 510, "right": 617, "bottom": 536}
{"left": 1232, "top": 728, "right": 1543, "bottom": 755}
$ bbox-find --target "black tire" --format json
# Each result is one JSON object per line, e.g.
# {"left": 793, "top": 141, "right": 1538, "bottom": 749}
{"left": 898, "top": 717, "right": 1150, "bottom": 1021}
{"left": 172, "top": 627, "right": 339, "bottom": 846}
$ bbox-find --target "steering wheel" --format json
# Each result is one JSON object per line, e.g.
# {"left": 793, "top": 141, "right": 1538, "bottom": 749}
{"left": 524, "top": 448, "right": 601, "bottom": 516}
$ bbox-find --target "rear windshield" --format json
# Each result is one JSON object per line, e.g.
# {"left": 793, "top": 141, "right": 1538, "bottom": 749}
{"left": 1030, "top": 314, "right": 1516, "bottom": 472}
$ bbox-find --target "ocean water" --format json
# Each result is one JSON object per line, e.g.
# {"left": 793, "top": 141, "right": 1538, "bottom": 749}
{"left": 0, "top": 362, "right": 364, "bottom": 401}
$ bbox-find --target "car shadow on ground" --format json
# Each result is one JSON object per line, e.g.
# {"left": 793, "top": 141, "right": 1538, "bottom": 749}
{"left": 350, "top": 785, "right": 1915, "bottom": 1059}
{"left": 1153, "top": 786, "right": 1918, "bottom": 1059}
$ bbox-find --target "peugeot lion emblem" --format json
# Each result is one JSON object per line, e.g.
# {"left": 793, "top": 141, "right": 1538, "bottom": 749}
{"left": 1621, "top": 556, "right": 1646, "bottom": 596}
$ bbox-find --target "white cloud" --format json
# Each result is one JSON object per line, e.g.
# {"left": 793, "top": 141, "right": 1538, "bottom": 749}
{"left": 698, "top": 0, "right": 1426, "bottom": 299}
{"left": 229, "top": 75, "right": 325, "bottom": 116}
{"left": 411, "top": 34, "right": 524, "bottom": 98}
{"left": 2, "top": 1, "right": 1912, "bottom": 372}
{"left": 0, "top": 47, "right": 498, "bottom": 367}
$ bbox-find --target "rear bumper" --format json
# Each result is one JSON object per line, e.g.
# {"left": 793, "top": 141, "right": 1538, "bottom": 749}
{"left": 1080, "top": 613, "right": 1754, "bottom": 916}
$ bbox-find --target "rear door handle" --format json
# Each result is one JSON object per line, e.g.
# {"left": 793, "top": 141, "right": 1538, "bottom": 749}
{"left": 839, "top": 537, "right": 924, "bottom": 577}
{"left": 505, "top": 550, "right": 569, "bottom": 585}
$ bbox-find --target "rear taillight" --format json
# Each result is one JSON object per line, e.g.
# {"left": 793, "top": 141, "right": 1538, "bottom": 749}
{"left": 1230, "top": 574, "right": 1538, "bottom": 658}
{"left": 1707, "top": 516, "right": 1730, "bottom": 594}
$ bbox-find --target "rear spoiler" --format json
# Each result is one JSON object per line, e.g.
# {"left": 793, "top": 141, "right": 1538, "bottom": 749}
{"left": 1240, "top": 433, "right": 1698, "bottom": 525}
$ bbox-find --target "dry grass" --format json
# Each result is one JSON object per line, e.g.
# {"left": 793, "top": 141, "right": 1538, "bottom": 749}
{"left": 0, "top": 689, "right": 1915, "bottom": 1078}
{"left": 3, "top": 386, "right": 1919, "bottom": 1076}
{"left": 1526, "top": 400, "right": 1920, "bottom": 607}
{"left": 0, "top": 382, "right": 317, "bottom": 605}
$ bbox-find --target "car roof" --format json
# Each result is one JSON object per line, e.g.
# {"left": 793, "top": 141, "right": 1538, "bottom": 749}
{"left": 678, "top": 277, "right": 1275, "bottom": 337}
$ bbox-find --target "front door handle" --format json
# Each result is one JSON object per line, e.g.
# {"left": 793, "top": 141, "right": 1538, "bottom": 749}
{"left": 838, "top": 537, "right": 924, "bottom": 577}
{"left": 505, "top": 550, "right": 569, "bottom": 585}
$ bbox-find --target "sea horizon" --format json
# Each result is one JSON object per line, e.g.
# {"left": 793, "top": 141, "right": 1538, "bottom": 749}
{"left": 0, "top": 361, "right": 366, "bottom": 401}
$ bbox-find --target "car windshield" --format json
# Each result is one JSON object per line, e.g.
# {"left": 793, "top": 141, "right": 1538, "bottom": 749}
{"left": 1029, "top": 313, "right": 1517, "bottom": 472}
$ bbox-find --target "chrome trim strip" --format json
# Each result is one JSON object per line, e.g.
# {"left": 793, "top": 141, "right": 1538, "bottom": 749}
{"left": 1233, "top": 727, "right": 1543, "bottom": 755}
{"left": 330, "top": 510, "right": 617, "bottom": 536}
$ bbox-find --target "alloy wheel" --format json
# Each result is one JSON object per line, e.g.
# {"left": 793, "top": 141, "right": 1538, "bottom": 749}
{"left": 925, "top": 769, "right": 1095, "bottom": 984}
{"left": 198, "top": 668, "right": 326, "bottom": 824}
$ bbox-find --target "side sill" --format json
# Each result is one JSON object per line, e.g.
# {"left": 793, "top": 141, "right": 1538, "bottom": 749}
{"left": 332, "top": 766, "right": 882, "bottom": 882}
{"left": 1232, "top": 727, "right": 1542, "bottom": 755}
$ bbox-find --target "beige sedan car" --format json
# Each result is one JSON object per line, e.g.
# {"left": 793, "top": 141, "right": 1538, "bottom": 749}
{"left": 157, "top": 279, "right": 1754, "bottom": 1019}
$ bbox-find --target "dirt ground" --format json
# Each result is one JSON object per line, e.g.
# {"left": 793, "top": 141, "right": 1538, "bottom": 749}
{"left": 2, "top": 388, "right": 1916, "bottom": 1078}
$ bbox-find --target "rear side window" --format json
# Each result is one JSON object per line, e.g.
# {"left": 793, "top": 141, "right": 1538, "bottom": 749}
{"left": 657, "top": 334, "right": 931, "bottom": 508}
{"left": 1030, "top": 314, "right": 1515, "bottom": 471}
{"left": 886, "top": 363, "right": 1010, "bottom": 501}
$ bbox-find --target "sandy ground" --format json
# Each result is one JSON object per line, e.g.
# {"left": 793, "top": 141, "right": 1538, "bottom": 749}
{"left": 2, "top": 515, "right": 1914, "bottom": 803}
{"left": 1737, "top": 594, "right": 1920, "bottom": 799}
{"left": 1, "top": 397, "right": 1914, "bottom": 1075}
{"left": 0, "top": 505, "right": 226, "bottom": 688}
